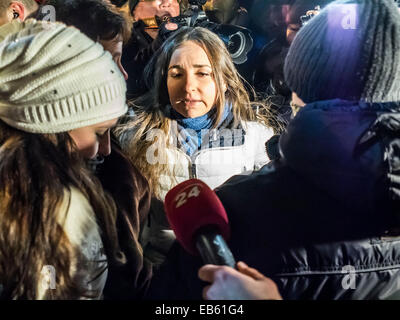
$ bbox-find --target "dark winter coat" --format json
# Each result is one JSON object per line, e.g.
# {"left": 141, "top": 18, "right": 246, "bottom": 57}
{"left": 121, "top": 21, "right": 163, "bottom": 99}
{"left": 147, "top": 99, "right": 400, "bottom": 300}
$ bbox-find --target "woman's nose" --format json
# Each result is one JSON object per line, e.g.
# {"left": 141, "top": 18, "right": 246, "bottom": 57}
{"left": 98, "top": 131, "right": 111, "bottom": 157}
{"left": 160, "top": 0, "right": 172, "bottom": 9}
{"left": 116, "top": 58, "right": 128, "bottom": 81}
{"left": 184, "top": 74, "right": 196, "bottom": 92}
{"left": 119, "top": 64, "right": 129, "bottom": 81}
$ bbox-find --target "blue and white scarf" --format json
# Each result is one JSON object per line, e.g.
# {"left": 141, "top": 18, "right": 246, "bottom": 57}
{"left": 169, "top": 103, "right": 245, "bottom": 157}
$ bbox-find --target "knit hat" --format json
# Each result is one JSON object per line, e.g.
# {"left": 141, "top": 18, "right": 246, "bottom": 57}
{"left": 0, "top": 19, "right": 127, "bottom": 133}
{"left": 284, "top": 0, "right": 400, "bottom": 104}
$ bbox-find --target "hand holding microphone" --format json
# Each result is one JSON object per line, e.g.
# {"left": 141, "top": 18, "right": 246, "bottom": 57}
{"left": 164, "top": 179, "right": 282, "bottom": 300}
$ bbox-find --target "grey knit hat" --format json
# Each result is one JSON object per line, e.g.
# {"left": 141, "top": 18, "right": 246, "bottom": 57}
{"left": 284, "top": 0, "right": 400, "bottom": 104}
{"left": 0, "top": 19, "right": 127, "bottom": 133}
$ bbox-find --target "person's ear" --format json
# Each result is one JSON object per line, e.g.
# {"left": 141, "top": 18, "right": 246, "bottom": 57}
{"left": 9, "top": 1, "right": 26, "bottom": 21}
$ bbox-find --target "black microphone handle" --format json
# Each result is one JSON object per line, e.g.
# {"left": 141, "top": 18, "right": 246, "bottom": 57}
{"left": 195, "top": 227, "right": 236, "bottom": 268}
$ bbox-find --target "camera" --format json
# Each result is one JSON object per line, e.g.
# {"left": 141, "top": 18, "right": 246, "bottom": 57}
{"left": 300, "top": 5, "right": 321, "bottom": 26}
{"left": 166, "top": 0, "right": 253, "bottom": 65}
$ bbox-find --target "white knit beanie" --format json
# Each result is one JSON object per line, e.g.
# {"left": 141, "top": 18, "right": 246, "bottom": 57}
{"left": 0, "top": 19, "right": 128, "bottom": 133}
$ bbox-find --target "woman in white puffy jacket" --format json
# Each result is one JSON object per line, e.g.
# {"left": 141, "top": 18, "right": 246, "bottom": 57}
{"left": 117, "top": 27, "right": 275, "bottom": 265}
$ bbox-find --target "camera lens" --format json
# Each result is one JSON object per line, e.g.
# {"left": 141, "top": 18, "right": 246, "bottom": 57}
{"left": 227, "top": 30, "right": 252, "bottom": 64}
{"left": 228, "top": 32, "right": 246, "bottom": 59}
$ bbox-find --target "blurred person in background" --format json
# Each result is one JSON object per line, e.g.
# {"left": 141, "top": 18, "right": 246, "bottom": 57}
{"left": 33, "top": 0, "right": 130, "bottom": 80}
{"left": 121, "top": 0, "right": 181, "bottom": 98}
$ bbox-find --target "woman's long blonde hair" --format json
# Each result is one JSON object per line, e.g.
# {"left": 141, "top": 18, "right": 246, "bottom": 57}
{"left": 0, "top": 121, "right": 125, "bottom": 299}
{"left": 117, "top": 27, "right": 271, "bottom": 198}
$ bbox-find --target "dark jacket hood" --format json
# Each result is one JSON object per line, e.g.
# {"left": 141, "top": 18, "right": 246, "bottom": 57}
{"left": 280, "top": 99, "right": 400, "bottom": 214}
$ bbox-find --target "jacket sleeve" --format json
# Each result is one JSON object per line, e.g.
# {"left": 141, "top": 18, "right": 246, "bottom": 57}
{"left": 139, "top": 197, "right": 177, "bottom": 267}
{"left": 145, "top": 242, "right": 205, "bottom": 300}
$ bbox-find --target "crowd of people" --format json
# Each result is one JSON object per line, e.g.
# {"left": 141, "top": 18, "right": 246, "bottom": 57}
{"left": 0, "top": 0, "right": 399, "bottom": 300}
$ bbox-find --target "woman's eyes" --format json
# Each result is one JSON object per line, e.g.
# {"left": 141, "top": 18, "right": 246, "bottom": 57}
{"left": 169, "top": 72, "right": 182, "bottom": 78}
{"left": 288, "top": 24, "right": 301, "bottom": 32}
{"left": 169, "top": 71, "right": 211, "bottom": 78}
{"left": 197, "top": 72, "right": 210, "bottom": 77}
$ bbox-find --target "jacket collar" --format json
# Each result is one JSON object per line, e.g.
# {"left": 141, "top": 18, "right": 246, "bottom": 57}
{"left": 279, "top": 99, "right": 400, "bottom": 211}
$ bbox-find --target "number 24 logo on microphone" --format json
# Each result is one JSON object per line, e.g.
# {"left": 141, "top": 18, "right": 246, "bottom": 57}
{"left": 175, "top": 185, "right": 201, "bottom": 208}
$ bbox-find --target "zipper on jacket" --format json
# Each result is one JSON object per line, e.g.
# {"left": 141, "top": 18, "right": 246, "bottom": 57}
{"left": 190, "top": 163, "right": 197, "bottom": 179}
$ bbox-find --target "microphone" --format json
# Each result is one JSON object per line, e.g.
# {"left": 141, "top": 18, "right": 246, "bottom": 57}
{"left": 164, "top": 179, "right": 236, "bottom": 268}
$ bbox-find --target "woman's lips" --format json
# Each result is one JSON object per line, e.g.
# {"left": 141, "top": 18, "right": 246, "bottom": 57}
{"left": 176, "top": 99, "right": 202, "bottom": 106}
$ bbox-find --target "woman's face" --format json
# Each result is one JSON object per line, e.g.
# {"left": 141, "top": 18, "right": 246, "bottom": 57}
{"left": 167, "top": 41, "right": 219, "bottom": 118}
{"left": 69, "top": 118, "right": 118, "bottom": 160}
{"left": 100, "top": 35, "right": 129, "bottom": 81}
